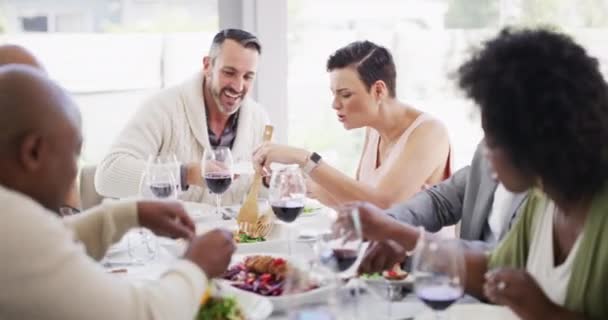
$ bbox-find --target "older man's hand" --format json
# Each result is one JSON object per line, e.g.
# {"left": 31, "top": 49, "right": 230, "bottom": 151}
{"left": 137, "top": 201, "right": 195, "bottom": 240}
{"left": 185, "top": 229, "right": 236, "bottom": 278}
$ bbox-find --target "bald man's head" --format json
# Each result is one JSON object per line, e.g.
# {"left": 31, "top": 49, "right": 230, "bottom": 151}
{"left": 0, "top": 44, "right": 45, "bottom": 71}
{"left": 0, "top": 65, "right": 81, "bottom": 211}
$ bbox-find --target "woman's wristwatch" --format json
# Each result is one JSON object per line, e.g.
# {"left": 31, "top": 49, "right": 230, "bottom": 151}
{"left": 301, "top": 152, "right": 322, "bottom": 175}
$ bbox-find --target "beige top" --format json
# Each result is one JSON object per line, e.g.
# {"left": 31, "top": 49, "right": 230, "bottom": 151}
{"left": 357, "top": 113, "right": 451, "bottom": 197}
{"left": 0, "top": 185, "right": 207, "bottom": 320}
{"left": 95, "top": 72, "right": 271, "bottom": 205}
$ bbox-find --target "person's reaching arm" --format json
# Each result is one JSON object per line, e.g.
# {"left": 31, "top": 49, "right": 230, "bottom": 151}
{"left": 254, "top": 120, "right": 450, "bottom": 209}
{"left": 63, "top": 200, "right": 195, "bottom": 261}
{"left": 386, "top": 166, "right": 469, "bottom": 231}
{"left": 1, "top": 199, "right": 234, "bottom": 320}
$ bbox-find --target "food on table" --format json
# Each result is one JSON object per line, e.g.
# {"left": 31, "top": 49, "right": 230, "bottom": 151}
{"left": 302, "top": 206, "right": 320, "bottom": 214}
{"left": 233, "top": 231, "right": 266, "bottom": 244}
{"left": 222, "top": 255, "right": 318, "bottom": 296}
{"left": 200, "top": 286, "right": 213, "bottom": 305}
{"left": 361, "top": 264, "right": 409, "bottom": 281}
{"left": 196, "top": 296, "right": 244, "bottom": 320}
{"left": 244, "top": 255, "right": 289, "bottom": 278}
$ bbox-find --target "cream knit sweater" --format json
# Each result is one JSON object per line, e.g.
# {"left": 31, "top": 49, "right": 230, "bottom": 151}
{"left": 95, "top": 72, "right": 270, "bottom": 205}
{"left": 0, "top": 185, "right": 207, "bottom": 320}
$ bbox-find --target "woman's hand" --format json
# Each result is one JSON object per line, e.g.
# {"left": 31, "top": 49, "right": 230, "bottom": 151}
{"left": 484, "top": 268, "right": 562, "bottom": 320}
{"left": 252, "top": 142, "right": 309, "bottom": 173}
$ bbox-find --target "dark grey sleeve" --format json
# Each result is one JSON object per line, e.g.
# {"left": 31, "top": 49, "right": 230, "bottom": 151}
{"left": 459, "top": 239, "right": 494, "bottom": 251}
{"left": 385, "top": 166, "right": 470, "bottom": 232}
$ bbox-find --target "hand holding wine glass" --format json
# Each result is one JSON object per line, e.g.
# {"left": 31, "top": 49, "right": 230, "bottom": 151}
{"left": 136, "top": 201, "right": 195, "bottom": 240}
{"left": 317, "top": 204, "right": 363, "bottom": 274}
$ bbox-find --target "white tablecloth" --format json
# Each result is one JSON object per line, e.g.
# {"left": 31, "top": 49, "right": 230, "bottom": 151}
{"left": 102, "top": 201, "right": 473, "bottom": 320}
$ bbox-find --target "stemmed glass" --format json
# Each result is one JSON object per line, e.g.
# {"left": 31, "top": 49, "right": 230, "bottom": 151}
{"left": 284, "top": 261, "right": 339, "bottom": 320}
{"left": 130, "top": 156, "right": 179, "bottom": 263}
{"left": 202, "top": 147, "right": 233, "bottom": 220}
{"left": 268, "top": 164, "right": 306, "bottom": 256}
{"left": 316, "top": 204, "right": 363, "bottom": 275}
{"left": 315, "top": 204, "right": 363, "bottom": 317}
{"left": 143, "top": 157, "right": 179, "bottom": 200}
{"left": 412, "top": 235, "right": 465, "bottom": 320}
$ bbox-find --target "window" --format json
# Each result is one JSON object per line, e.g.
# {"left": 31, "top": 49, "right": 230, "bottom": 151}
{"left": 0, "top": 0, "right": 219, "bottom": 164}
{"left": 21, "top": 15, "right": 48, "bottom": 32}
{"left": 287, "top": 0, "right": 608, "bottom": 174}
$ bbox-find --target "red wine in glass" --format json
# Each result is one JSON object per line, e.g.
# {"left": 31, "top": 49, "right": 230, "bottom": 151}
{"left": 204, "top": 173, "right": 232, "bottom": 194}
{"left": 332, "top": 248, "right": 359, "bottom": 272}
{"left": 271, "top": 200, "right": 304, "bottom": 223}
{"left": 416, "top": 285, "right": 462, "bottom": 311}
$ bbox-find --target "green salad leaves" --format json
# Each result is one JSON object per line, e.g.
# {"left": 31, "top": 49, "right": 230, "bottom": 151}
{"left": 196, "top": 297, "right": 243, "bottom": 320}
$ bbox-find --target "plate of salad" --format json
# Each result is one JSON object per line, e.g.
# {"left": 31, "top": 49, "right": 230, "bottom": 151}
{"left": 196, "top": 281, "right": 273, "bottom": 320}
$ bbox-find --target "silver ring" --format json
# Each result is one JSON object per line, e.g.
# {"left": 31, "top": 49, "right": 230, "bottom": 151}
{"left": 497, "top": 281, "right": 506, "bottom": 291}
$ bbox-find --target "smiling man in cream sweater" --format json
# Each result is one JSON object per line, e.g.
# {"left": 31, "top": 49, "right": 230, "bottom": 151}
{"left": 95, "top": 29, "right": 271, "bottom": 205}
{"left": 0, "top": 65, "right": 235, "bottom": 320}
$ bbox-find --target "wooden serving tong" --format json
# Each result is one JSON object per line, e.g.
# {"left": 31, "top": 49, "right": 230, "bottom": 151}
{"left": 237, "top": 125, "right": 273, "bottom": 235}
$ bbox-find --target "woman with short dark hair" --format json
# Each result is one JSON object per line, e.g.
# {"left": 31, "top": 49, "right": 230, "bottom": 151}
{"left": 253, "top": 41, "right": 451, "bottom": 209}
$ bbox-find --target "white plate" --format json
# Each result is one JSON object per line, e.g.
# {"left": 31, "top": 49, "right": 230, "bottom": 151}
{"left": 221, "top": 253, "right": 336, "bottom": 310}
{"left": 415, "top": 304, "right": 518, "bottom": 320}
{"left": 213, "top": 281, "right": 273, "bottom": 320}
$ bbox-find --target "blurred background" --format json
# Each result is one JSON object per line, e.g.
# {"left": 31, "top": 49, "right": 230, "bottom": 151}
{"left": 1, "top": 0, "right": 607, "bottom": 174}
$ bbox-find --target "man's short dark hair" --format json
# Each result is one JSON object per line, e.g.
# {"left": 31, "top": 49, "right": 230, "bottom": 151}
{"left": 458, "top": 27, "right": 608, "bottom": 201}
{"left": 209, "top": 28, "right": 261, "bottom": 58}
{"left": 326, "top": 41, "right": 397, "bottom": 98}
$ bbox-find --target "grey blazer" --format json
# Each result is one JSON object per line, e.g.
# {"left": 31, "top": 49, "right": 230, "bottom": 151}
{"left": 386, "top": 142, "right": 527, "bottom": 249}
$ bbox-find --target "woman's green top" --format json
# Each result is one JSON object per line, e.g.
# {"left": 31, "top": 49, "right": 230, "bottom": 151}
{"left": 489, "top": 188, "right": 608, "bottom": 319}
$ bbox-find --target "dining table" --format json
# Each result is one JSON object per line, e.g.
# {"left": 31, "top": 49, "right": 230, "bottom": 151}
{"left": 101, "top": 200, "right": 508, "bottom": 320}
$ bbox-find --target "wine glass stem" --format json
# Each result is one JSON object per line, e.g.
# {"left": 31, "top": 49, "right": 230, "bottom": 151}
{"left": 352, "top": 278, "right": 360, "bottom": 317}
{"left": 215, "top": 194, "right": 221, "bottom": 216}
{"left": 287, "top": 224, "right": 292, "bottom": 256}
{"left": 435, "top": 310, "right": 446, "bottom": 320}
{"left": 387, "top": 300, "right": 392, "bottom": 320}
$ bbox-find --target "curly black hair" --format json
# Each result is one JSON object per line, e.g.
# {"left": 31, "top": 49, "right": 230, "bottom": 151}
{"left": 458, "top": 27, "right": 608, "bottom": 202}
{"left": 327, "top": 41, "right": 397, "bottom": 98}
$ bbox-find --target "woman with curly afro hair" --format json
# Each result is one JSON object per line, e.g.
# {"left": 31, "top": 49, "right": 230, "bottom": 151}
{"left": 351, "top": 28, "right": 608, "bottom": 319}
{"left": 457, "top": 26, "right": 608, "bottom": 320}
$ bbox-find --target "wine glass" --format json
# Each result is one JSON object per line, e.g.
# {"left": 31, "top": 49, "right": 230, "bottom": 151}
{"left": 144, "top": 157, "right": 178, "bottom": 200}
{"left": 316, "top": 204, "right": 363, "bottom": 275}
{"left": 412, "top": 235, "right": 465, "bottom": 319}
{"left": 315, "top": 204, "right": 363, "bottom": 317}
{"left": 129, "top": 156, "right": 179, "bottom": 264}
{"left": 284, "top": 259, "right": 339, "bottom": 320}
{"left": 202, "top": 147, "right": 233, "bottom": 220}
{"left": 268, "top": 164, "right": 306, "bottom": 256}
